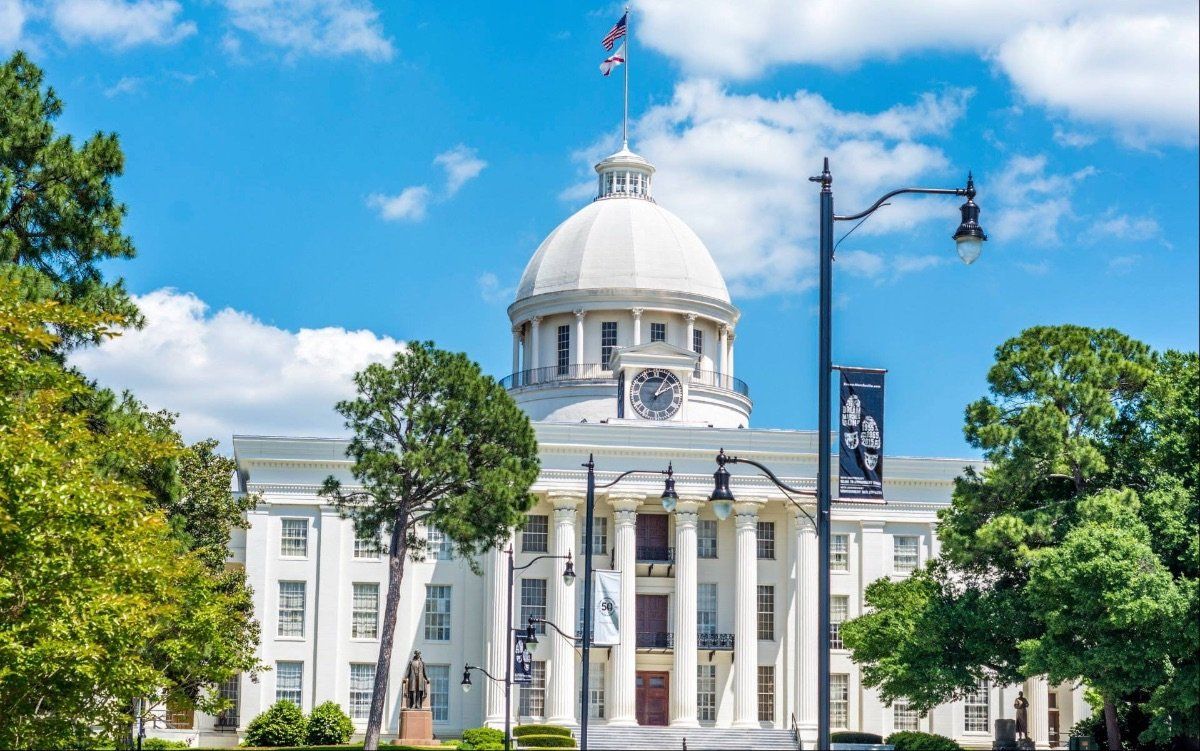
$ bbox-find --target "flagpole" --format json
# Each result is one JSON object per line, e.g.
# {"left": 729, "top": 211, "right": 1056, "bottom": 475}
{"left": 622, "top": 5, "right": 629, "bottom": 146}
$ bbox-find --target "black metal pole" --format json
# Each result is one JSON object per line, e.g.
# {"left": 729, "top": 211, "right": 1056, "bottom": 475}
{"left": 505, "top": 548, "right": 514, "bottom": 751}
{"left": 816, "top": 156, "right": 834, "bottom": 751}
{"left": 579, "top": 454, "right": 597, "bottom": 751}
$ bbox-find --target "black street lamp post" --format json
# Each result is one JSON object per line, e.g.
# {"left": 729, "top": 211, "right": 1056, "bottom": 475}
{"left": 579, "top": 456, "right": 677, "bottom": 751}
{"left": 465, "top": 548, "right": 575, "bottom": 751}
{"left": 713, "top": 158, "right": 986, "bottom": 750}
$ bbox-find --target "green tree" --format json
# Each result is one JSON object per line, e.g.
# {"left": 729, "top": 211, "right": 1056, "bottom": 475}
{"left": 842, "top": 326, "right": 1198, "bottom": 751}
{"left": 321, "top": 341, "right": 540, "bottom": 751}
{"left": 0, "top": 281, "right": 259, "bottom": 748}
{"left": 0, "top": 51, "right": 139, "bottom": 346}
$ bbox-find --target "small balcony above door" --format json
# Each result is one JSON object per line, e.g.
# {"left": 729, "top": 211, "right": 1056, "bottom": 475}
{"left": 635, "top": 513, "right": 673, "bottom": 576}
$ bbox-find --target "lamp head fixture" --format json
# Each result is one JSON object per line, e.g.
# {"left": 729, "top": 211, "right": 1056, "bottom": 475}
{"left": 524, "top": 618, "right": 539, "bottom": 645}
{"left": 660, "top": 462, "right": 679, "bottom": 513}
{"left": 953, "top": 172, "right": 987, "bottom": 265}
{"left": 563, "top": 551, "right": 576, "bottom": 587}
{"left": 709, "top": 449, "right": 735, "bottom": 520}
{"left": 460, "top": 668, "right": 472, "bottom": 693}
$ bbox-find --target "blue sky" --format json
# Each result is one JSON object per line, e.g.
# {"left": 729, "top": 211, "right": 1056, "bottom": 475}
{"left": 11, "top": 0, "right": 1197, "bottom": 458}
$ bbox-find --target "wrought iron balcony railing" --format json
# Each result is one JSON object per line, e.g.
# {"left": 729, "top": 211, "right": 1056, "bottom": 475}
{"left": 631, "top": 632, "right": 735, "bottom": 650}
{"left": 635, "top": 546, "right": 674, "bottom": 563}
{"left": 698, "top": 632, "right": 735, "bottom": 650}
{"left": 499, "top": 363, "right": 750, "bottom": 398}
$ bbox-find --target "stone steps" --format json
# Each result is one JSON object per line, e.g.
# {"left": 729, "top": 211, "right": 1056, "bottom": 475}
{"left": 578, "top": 724, "right": 798, "bottom": 750}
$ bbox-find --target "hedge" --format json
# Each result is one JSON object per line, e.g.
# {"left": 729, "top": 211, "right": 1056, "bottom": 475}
{"left": 141, "top": 740, "right": 191, "bottom": 750}
{"left": 513, "top": 725, "right": 572, "bottom": 738}
{"left": 306, "top": 701, "right": 354, "bottom": 745}
{"left": 885, "top": 731, "right": 963, "bottom": 751}
{"left": 831, "top": 730, "right": 885, "bottom": 744}
{"left": 244, "top": 700, "right": 309, "bottom": 747}
{"left": 459, "top": 726, "right": 505, "bottom": 750}
{"left": 517, "top": 734, "right": 576, "bottom": 749}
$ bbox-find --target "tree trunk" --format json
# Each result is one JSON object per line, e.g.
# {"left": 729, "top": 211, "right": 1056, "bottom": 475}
{"left": 364, "top": 515, "right": 409, "bottom": 751}
{"left": 1103, "top": 696, "right": 1121, "bottom": 751}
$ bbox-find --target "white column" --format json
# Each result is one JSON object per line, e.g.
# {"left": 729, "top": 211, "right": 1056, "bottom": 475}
{"left": 733, "top": 500, "right": 762, "bottom": 727}
{"left": 312, "top": 511, "right": 344, "bottom": 706}
{"left": 484, "top": 540, "right": 512, "bottom": 727}
{"left": 671, "top": 500, "right": 701, "bottom": 727}
{"left": 685, "top": 313, "right": 696, "bottom": 356}
{"left": 574, "top": 310, "right": 586, "bottom": 368}
{"left": 530, "top": 316, "right": 542, "bottom": 372}
{"left": 512, "top": 326, "right": 522, "bottom": 374}
{"left": 727, "top": 331, "right": 735, "bottom": 378}
{"left": 860, "top": 521, "right": 886, "bottom": 588}
{"left": 547, "top": 493, "right": 582, "bottom": 725}
{"left": 632, "top": 308, "right": 643, "bottom": 345}
{"left": 1028, "top": 676, "right": 1050, "bottom": 749}
{"left": 608, "top": 495, "right": 642, "bottom": 725}
{"left": 718, "top": 326, "right": 729, "bottom": 385}
{"left": 795, "top": 511, "right": 819, "bottom": 743}
{"left": 241, "top": 509, "right": 271, "bottom": 725}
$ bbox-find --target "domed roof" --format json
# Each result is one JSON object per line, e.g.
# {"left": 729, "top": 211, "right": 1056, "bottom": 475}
{"left": 515, "top": 147, "right": 730, "bottom": 304}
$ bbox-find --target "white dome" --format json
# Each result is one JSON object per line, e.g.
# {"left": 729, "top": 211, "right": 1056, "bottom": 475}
{"left": 515, "top": 196, "right": 731, "bottom": 303}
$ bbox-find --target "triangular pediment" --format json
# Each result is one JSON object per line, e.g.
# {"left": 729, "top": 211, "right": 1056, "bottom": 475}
{"left": 610, "top": 341, "right": 698, "bottom": 373}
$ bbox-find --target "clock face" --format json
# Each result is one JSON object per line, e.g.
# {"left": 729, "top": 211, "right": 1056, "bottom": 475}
{"left": 629, "top": 368, "right": 683, "bottom": 420}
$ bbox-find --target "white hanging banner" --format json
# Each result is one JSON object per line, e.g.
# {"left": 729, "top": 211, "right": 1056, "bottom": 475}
{"left": 592, "top": 570, "right": 621, "bottom": 646}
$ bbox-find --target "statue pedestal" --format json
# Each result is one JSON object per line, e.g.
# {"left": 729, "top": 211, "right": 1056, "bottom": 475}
{"left": 398, "top": 708, "right": 434, "bottom": 744}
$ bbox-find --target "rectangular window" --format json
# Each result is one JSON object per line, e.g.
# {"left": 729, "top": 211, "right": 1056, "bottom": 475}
{"left": 698, "top": 665, "right": 717, "bottom": 722}
{"left": 601, "top": 322, "right": 618, "bottom": 370}
{"left": 586, "top": 663, "right": 606, "bottom": 720}
{"left": 697, "top": 520, "right": 718, "bottom": 558}
{"left": 215, "top": 675, "right": 239, "bottom": 729}
{"left": 427, "top": 525, "right": 453, "bottom": 561}
{"left": 650, "top": 322, "right": 666, "bottom": 342}
{"left": 518, "top": 661, "right": 546, "bottom": 717}
{"left": 352, "top": 582, "right": 379, "bottom": 639}
{"left": 964, "top": 679, "right": 990, "bottom": 733}
{"left": 758, "top": 665, "right": 776, "bottom": 722}
{"left": 831, "top": 674, "right": 849, "bottom": 728}
{"left": 424, "top": 585, "right": 452, "bottom": 641}
{"left": 893, "top": 700, "right": 920, "bottom": 732}
{"left": 276, "top": 661, "right": 303, "bottom": 707}
{"left": 831, "top": 533, "right": 849, "bottom": 571}
{"left": 428, "top": 664, "right": 449, "bottom": 722}
{"left": 556, "top": 324, "right": 570, "bottom": 376}
{"left": 521, "top": 578, "right": 548, "bottom": 634}
{"left": 522, "top": 514, "right": 549, "bottom": 552}
{"left": 277, "top": 581, "right": 305, "bottom": 637}
{"left": 757, "top": 585, "right": 775, "bottom": 640}
{"left": 693, "top": 328, "right": 704, "bottom": 376}
{"left": 831, "top": 595, "right": 849, "bottom": 649}
{"left": 581, "top": 517, "right": 608, "bottom": 555}
{"left": 697, "top": 583, "right": 718, "bottom": 636}
{"left": 894, "top": 535, "right": 919, "bottom": 573}
{"left": 349, "top": 663, "right": 374, "bottom": 720}
{"left": 280, "top": 518, "right": 308, "bottom": 557}
{"left": 353, "top": 528, "right": 381, "bottom": 559}
{"left": 756, "top": 521, "right": 776, "bottom": 559}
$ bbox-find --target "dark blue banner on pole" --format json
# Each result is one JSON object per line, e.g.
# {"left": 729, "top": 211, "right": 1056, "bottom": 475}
{"left": 513, "top": 635, "right": 533, "bottom": 685}
{"left": 838, "top": 368, "right": 885, "bottom": 500}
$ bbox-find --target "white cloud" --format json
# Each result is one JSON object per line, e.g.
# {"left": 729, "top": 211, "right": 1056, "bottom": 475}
{"left": 435, "top": 145, "right": 487, "bottom": 196}
{"left": 477, "top": 272, "right": 513, "bottom": 304}
{"left": 1088, "top": 211, "right": 1162, "bottom": 243}
{"left": 636, "top": 1, "right": 1198, "bottom": 145}
{"left": 70, "top": 288, "right": 404, "bottom": 447}
{"left": 1019, "top": 260, "right": 1051, "bottom": 276}
{"left": 0, "top": 0, "right": 27, "bottom": 50}
{"left": 222, "top": 0, "right": 393, "bottom": 61}
{"left": 367, "top": 186, "right": 430, "bottom": 222}
{"left": 837, "top": 250, "right": 947, "bottom": 282}
{"left": 103, "top": 75, "right": 143, "bottom": 97}
{"left": 996, "top": 13, "right": 1199, "bottom": 146}
{"left": 569, "top": 80, "right": 969, "bottom": 295}
{"left": 1107, "top": 254, "right": 1141, "bottom": 274}
{"left": 986, "top": 154, "right": 1095, "bottom": 246}
{"left": 1052, "top": 127, "right": 1098, "bottom": 149}
{"left": 51, "top": 0, "right": 196, "bottom": 48}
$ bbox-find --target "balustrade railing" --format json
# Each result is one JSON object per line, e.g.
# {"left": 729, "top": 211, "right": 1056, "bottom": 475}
{"left": 635, "top": 545, "right": 674, "bottom": 563}
{"left": 499, "top": 363, "right": 750, "bottom": 398}
{"left": 697, "top": 632, "right": 735, "bottom": 650}
{"left": 631, "top": 632, "right": 735, "bottom": 650}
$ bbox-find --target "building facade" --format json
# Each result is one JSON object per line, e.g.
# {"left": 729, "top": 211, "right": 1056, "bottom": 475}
{"left": 156, "top": 146, "right": 1087, "bottom": 749}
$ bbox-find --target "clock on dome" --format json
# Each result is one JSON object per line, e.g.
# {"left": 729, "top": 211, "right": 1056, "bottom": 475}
{"left": 629, "top": 368, "right": 684, "bottom": 420}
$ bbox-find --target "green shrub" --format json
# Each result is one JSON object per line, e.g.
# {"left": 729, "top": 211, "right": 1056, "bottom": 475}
{"left": 243, "top": 700, "right": 308, "bottom": 747}
{"left": 517, "top": 734, "right": 576, "bottom": 749}
{"left": 513, "top": 725, "right": 572, "bottom": 738}
{"left": 885, "top": 730, "right": 963, "bottom": 751}
{"left": 141, "top": 740, "right": 190, "bottom": 750}
{"left": 459, "top": 726, "right": 505, "bottom": 750}
{"left": 831, "top": 730, "right": 884, "bottom": 744}
{"left": 306, "top": 700, "right": 355, "bottom": 745}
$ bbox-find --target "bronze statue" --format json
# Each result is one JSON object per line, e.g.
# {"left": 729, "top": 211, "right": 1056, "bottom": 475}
{"left": 1014, "top": 690, "right": 1030, "bottom": 740}
{"left": 403, "top": 650, "right": 430, "bottom": 710}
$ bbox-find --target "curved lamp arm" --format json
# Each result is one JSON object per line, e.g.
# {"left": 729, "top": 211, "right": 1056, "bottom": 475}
{"left": 530, "top": 617, "right": 576, "bottom": 643}
{"left": 834, "top": 186, "right": 967, "bottom": 222}
{"left": 720, "top": 452, "right": 818, "bottom": 528}
{"left": 594, "top": 468, "right": 671, "bottom": 489}
{"left": 464, "top": 664, "right": 504, "bottom": 684}
{"left": 512, "top": 552, "right": 572, "bottom": 573}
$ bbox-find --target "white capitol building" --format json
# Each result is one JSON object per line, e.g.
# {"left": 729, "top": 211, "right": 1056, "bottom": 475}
{"left": 160, "top": 146, "right": 1087, "bottom": 749}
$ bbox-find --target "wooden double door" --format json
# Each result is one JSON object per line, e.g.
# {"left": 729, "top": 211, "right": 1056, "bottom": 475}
{"left": 635, "top": 671, "right": 670, "bottom": 726}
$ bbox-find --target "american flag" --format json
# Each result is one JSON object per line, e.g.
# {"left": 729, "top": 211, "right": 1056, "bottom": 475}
{"left": 602, "top": 12, "right": 627, "bottom": 50}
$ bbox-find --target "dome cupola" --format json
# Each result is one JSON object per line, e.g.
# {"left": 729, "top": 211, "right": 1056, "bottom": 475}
{"left": 595, "top": 143, "right": 655, "bottom": 201}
